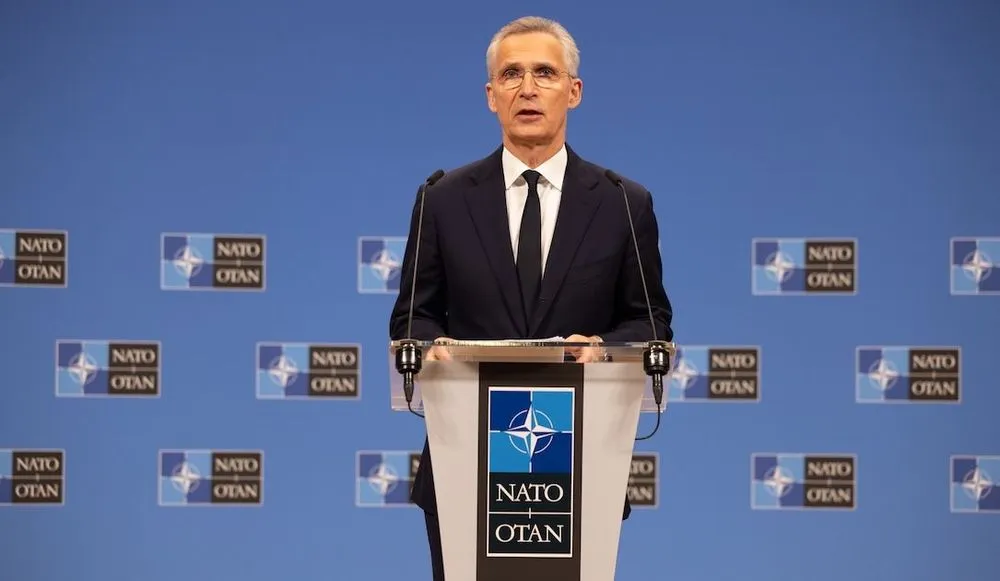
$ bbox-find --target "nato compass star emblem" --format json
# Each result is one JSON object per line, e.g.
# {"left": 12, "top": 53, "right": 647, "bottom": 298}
{"left": 962, "top": 249, "right": 993, "bottom": 284}
{"left": 962, "top": 467, "right": 993, "bottom": 501}
{"left": 67, "top": 352, "right": 99, "bottom": 386}
{"left": 670, "top": 357, "right": 698, "bottom": 391}
{"left": 368, "top": 248, "right": 401, "bottom": 282}
{"left": 866, "top": 358, "right": 900, "bottom": 391}
{"left": 763, "top": 465, "right": 795, "bottom": 498}
{"left": 505, "top": 405, "right": 559, "bottom": 457}
{"left": 267, "top": 355, "right": 298, "bottom": 389}
{"left": 367, "top": 462, "right": 400, "bottom": 496}
{"left": 171, "top": 461, "right": 201, "bottom": 495}
{"left": 764, "top": 250, "right": 795, "bottom": 283}
{"left": 172, "top": 245, "right": 204, "bottom": 279}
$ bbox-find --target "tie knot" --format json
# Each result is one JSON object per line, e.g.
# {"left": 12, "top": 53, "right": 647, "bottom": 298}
{"left": 521, "top": 169, "right": 541, "bottom": 191}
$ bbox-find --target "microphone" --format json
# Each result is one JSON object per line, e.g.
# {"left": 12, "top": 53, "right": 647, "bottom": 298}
{"left": 604, "top": 169, "right": 670, "bottom": 441}
{"left": 395, "top": 169, "right": 445, "bottom": 418}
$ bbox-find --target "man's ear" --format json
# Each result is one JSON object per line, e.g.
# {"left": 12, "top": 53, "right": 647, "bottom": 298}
{"left": 486, "top": 82, "right": 497, "bottom": 113}
{"left": 568, "top": 78, "right": 583, "bottom": 110}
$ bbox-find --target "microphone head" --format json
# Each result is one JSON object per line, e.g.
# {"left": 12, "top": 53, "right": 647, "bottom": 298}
{"left": 604, "top": 168, "right": 623, "bottom": 185}
{"left": 426, "top": 169, "right": 445, "bottom": 187}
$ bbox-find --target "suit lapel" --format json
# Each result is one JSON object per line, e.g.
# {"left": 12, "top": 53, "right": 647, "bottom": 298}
{"left": 463, "top": 147, "right": 527, "bottom": 336}
{"left": 529, "top": 147, "right": 604, "bottom": 334}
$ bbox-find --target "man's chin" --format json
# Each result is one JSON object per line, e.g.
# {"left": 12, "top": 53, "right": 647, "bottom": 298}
{"left": 507, "top": 128, "right": 552, "bottom": 144}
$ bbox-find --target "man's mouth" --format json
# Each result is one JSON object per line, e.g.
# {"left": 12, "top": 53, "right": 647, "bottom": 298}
{"left": 516, "top": 109, "right": 543, "bottom": 119}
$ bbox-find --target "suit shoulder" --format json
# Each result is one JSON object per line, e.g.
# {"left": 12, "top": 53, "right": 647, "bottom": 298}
{"left": 578, "top": 158, "right": 652, "bottom": 200}
{"left": 433, "top": 159, "right": 479, "bottom": 190}
{"left": 420, "top": 151, "right": 498, "bottom": 201}
{"left": 619, "top": 174, "right": 652, "bottom": 199}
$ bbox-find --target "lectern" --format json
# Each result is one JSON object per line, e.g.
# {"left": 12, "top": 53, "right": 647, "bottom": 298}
{"left": 388, "top": 339, "right": 674, "bottom": 581}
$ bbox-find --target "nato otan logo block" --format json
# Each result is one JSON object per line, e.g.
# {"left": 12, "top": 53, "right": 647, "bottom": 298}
{"left": 951, "top": 237, "right": 999, "bottom": 295}
{"left": 158, "top": 449, "right": 263, "bottom": 507}
{"left": 0, "top": 449, "right": 65, "bottom": 506}
{"left": 56, "top": 340, "right": 162, "bottom": 398}
{"left": 0, "top": 229, "right": 67, "bottom": 287}
{"left": 752, "top": 238, "right": 857, "bottom": 295}
{"left": 855, "top": 346, "right": 960, "bottom": 404}
{"left": 161, "top": 233, "right": 266, "bottom": 291}
{"left": 487, "top": 386, "right": 575, "bottom": 557}
{"left": 358, "top": 236, "right": 406, "bottom": 294}
{"left": 668, "top": 346, "right": 761, "bottom": 402}
{"left": 256, "top": 342, "right": 361, "bottom": 399}
{"left": 751, "top": 453, "right": 857, "bottom": 511}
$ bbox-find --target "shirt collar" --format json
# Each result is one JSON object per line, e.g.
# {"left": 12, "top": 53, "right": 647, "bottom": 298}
{"left": 501, "top": 144, "right": 567, "bottom": 191}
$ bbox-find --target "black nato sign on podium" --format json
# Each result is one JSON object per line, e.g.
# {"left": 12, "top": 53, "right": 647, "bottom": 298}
{"left": 389, "top": 339, "right": 675, "bottom": 581}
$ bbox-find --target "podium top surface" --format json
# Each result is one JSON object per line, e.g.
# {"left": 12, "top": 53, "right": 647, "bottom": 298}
{"left": 386, "top": 339, "right": 675, "bottom": 413}
{"left": 388, "top": 339, "right": 675, "bottom": 363}
{"left": 388, "top": 339, "right": 670, "bottom": 348}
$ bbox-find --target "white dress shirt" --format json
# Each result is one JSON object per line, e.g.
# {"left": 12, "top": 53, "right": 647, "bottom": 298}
{"left": 502, "top": 145, "right": 567, "bottom": 274}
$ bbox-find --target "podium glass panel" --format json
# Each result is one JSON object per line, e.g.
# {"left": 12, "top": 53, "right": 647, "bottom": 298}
{"left": 387, "top": 340, "right": 675, "bottom": 413}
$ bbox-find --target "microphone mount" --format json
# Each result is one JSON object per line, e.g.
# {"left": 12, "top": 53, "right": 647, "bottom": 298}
{"left": 395, "top": 339, "right": 422, "bottom": 408}
{"left": 643, "top": 340, "right": 670, "bottom": 408}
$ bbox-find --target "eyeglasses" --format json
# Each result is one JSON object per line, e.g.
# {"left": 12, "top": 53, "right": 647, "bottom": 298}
{"left": 494, "top": 67, "right": 572, "bottom": 90}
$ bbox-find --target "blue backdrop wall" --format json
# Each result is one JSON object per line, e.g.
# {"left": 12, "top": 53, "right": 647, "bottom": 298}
{"left": 2, "top": 1, "right": 999, "bottom": 580}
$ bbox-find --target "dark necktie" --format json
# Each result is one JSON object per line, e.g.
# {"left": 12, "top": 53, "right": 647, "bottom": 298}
{"left": 516, "top": 169, "right": 542, "bottom": 325}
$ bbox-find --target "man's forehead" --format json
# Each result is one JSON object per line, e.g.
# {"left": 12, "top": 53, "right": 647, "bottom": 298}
{"left": 495, "top": 33, "right": 565, "bottom": 67}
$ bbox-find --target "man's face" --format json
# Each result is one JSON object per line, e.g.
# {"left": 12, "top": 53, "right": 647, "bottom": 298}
{"left": 486, "top": 32, "right": 582, "bottom": 147}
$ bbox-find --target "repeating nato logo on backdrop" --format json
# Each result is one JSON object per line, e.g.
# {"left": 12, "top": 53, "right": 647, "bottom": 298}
{"left": 668, "top": 345, "right": 761, "bottom": 402}
{"left": 950, "top": 455, "right": 1000, "bottom": 513}
{"left": 488, "top": 386, "right": 575, "bottom": 556}
{"left": 752, "top": 238, "right": 857, "bottom": 295}
{"left": 56, "top": 340, "right": 162, "bottom": 398}
{"left": 0, "top": 229, "right": 68, "bottom": 287}
{"left": 256, "top": 342, "right": 361, "bottom": 399}
{"left": 628, "top": 453, "right": 659, "bottom": 508}
{"left": 751, "top": 453, "right": 857, "bottom": 510}
{"left": 0, "top": 449, "right": 65, "bottom": 506}
{"left": 358, "top": 236, "right": 405, "bottom": 293}
{"left": 159, "top": 449, "right": 264, "bottom": 506}
{"left": 855, "top": 345, "right": 960, "bottom": 404}
{"left": 161, "top": 232, "right": 266, "bottom": 291}
{"left": 950, "top": 237, "right": 999, "bottom": 295}
{"left": 355, "top": 450, "right": 421, "bottom": 507}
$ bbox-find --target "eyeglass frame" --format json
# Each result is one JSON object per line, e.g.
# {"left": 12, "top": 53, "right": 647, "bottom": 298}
{"left": 492, "top": 65, "right": 576, "bottom": 90}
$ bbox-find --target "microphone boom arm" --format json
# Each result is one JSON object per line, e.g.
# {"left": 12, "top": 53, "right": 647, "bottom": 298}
{"left": 395, "top": 169, "right": 445, "bottom": 418}
{"left": 605, "top": 169, "right": 670, "bottom": 441}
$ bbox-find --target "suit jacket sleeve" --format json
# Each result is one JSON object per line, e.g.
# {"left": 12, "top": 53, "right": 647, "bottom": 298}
{"left": 599, "top": 188, "right": 673, "bottom": 343}
{"left": 388, "top": 187, "right": 448, "bottom": 341}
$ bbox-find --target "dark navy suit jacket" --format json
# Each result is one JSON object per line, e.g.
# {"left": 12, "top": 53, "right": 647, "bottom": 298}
{"left": 389, "top": 144, "right": 673, "bottom": 520}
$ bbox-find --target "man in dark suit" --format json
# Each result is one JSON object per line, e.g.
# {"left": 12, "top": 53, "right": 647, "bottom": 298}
{"left": 388, "top": 15, "right": 672, "bottom": 581}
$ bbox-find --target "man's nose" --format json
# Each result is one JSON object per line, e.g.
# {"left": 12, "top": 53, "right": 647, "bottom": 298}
{"left": 519, "top": 73, "right": 539, "bottom": 96}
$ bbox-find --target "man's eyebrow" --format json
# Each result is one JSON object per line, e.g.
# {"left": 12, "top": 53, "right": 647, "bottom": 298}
{"left": 499, "top": 61, "right": 558, "bottom": 69}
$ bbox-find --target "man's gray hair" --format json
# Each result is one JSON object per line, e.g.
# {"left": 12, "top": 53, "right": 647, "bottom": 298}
{"left": 486, "top": 16, "right": 580, "bottom": 79}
